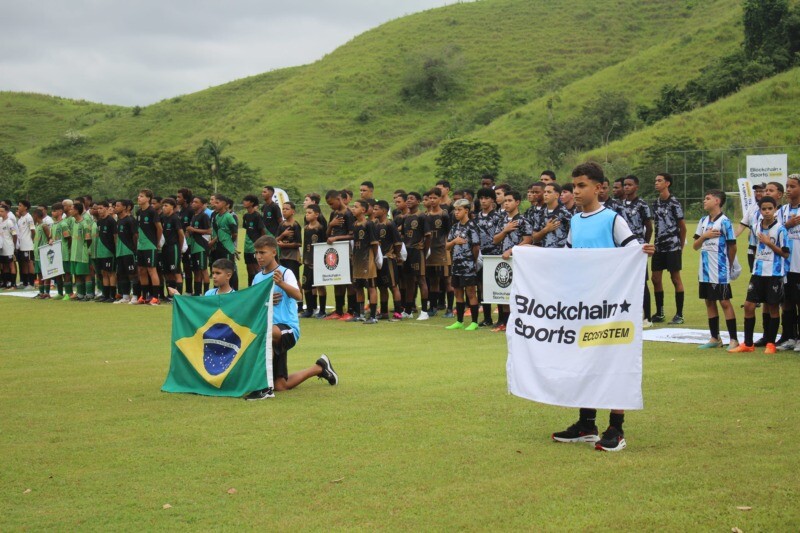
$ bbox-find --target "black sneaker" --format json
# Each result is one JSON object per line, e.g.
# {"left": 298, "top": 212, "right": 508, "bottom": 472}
{"left": 478, "top": 319, "right": 494, "bottom": 327}
{"left": 595, "top": 426, "right": 627, "bottom": 452}
{"left": 669, "top": 314, "right": 684, "bottom": 325}
{"left": 754, "top": 337, "right": 768, "bottom": 347}
{"left": 428, "top": 308, "right": 438, "bottom": 317}
{"left": 316, "top": 354, "right": 338, "bottom": 386}
{"left": 552, "top": 422, "right": 599, "bottom": 443}
{"left": 300, "top": 309, "right": 315, "bottom": 318}
{"left": 651, "top": 314, "right": 666, "bottom": 323}
{"left": 244, "top": 388, "right": 275, "bottom": 401}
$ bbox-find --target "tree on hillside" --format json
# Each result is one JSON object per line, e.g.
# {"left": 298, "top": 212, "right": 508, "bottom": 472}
{"left": 22, "top": 154, "right": 106, "bottom": 205}
{"left": 435, "top": 139, "right": 501, "bottom": 189}
{"left": 401, "top": 46, "right": 464, "bottom": 104}
{"left": 0, "top": 150, "right": 27, "bottom": 201}
{"left": 744, "top": 0, "right": 792, "bottom": 68}
{"left": 196, "top": 139, "right": 230, "bottom": 193}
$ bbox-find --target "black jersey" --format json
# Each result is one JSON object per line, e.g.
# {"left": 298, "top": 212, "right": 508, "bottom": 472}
{"left": 475, "top": 209, "right": 502, "bottom": 255}
{"left": 328, "top": 209, "right": 355, "bottom": 239}
{"left": 162, "top": 213, "right": 182, "bottom": 247}
{"left": 374, "top": 219, "right": 402, "bottom": 258}
{"left": 115, "top": 215, "right": 137, "bottom": 257}
{"left": 277, "top": 220, "right": 302, "bottom": 262}
{"left": 261, "top": 202, "right": 282, "bottom": 236}
{"left": 499, "top": 212, "right": 533, "bottom": 252}
{"left": 533, "top": 204, "right": 572, "bottom": 249}
{"left": 136, "top": 206, "right": 159, "bottom": 251}
{"left": 302, "top": 224, "right": 327, "bottom": 265}
{"left": 652, "top": 195, "right": 684, "bottom": 252}
{"left": 352, "top": 219, "right": 379, "bottom": 279}
{"left": 401, "top": 211, "right": 431, "bottom": 249}
{"left": 189, "top": 212, "right": 211, "bottom": 253}
{"left": 426, "top": 209, "right": 451, "bottom": 266}
{"left": 96, "top": 216, "right": 117, "bottom": 258}
{"left": 177, "top": 207, "right": 192, "bottom": 230}
{"left": 622, "top": 197, "right": 652, "bottom": 244}
{"left": 243, "top": 211, "right": 266, "bottom": 254}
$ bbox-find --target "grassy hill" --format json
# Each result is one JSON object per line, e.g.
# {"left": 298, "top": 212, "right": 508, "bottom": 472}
{"left": 3, "top": 0, "right": 795, "bottom": 200}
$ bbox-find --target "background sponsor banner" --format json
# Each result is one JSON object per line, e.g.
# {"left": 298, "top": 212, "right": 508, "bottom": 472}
{"left": 746, "top": 154, "right": 787, "bottom": 187}
{"left": 312, "top": 241, "right": 352, "bottom": 286}
{"left": 482, "top": 255, "right": 513, "bottom": 304}
{"left": 39, "top": 241, "right": 64, "bottom": 280}
{"left": 737, "top": 178, "right": 755, "bottom": 216}
{"left": 507, "top": 246, "right": 646, "bottom": 410}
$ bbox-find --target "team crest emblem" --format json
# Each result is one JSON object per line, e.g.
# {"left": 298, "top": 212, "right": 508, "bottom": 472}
{"left": 495, "top": 261, "right": 513, "bottom": 288}
{"left": 325, "top": 248, "right": 340, "bottom": 270}
{"left": 358, "top": 230, "right": 365, "bottom": 239}
{"left": 435, "top": 219, "right": 442, "bottom": 228}
{"left": 145, "top": 217, "right": 149, "bottom": 222}
{"left": 411, "top": 220, "right": 419, "bottom": 229}
{"left": 311, "top": 234, "right": 319, "bottom": 243}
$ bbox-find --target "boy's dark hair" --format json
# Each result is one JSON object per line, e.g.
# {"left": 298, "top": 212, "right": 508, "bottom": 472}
{"left": 212, "top": 258, "right": 236, "bottom": 273}
{"left": 706, "top": 189, "right": 726, "bottom": 207}
{"left": 154, "top": 196, "right": 163, "bottom": 203}
{"left": 435, "top": 179, "right": 451, "bottom": 189}
{"left": 408, "top": 192, "right": 422, "bottom": 202}
{"left": 768, "top": 181, "right": 785, "bottom": 193}
{"left": 614, "top": 177, "right": 625, "bottom": 185}
{"left": 306, "top": 192, "right": 321, "bottom": 204}
{"left": 395, "top": 192, "right": 408, "bottom": 201}
{"left": 360, "top": 181, "right": 374, "bottom": 190}
{"left": 367, "top": 199, "right": 376, "bottom": 207}
{"left": 477, "top": 187, "right": 495, "bottom": 200}
{"left": 463, "top": 189, "right": 474, "bottom": 199}
{"left": 624, "top": 174, "right": 640, "bottom": 185}
{"left": 83, "top": 194, "right": 93, "bottom": 203}
{"left": 243, "top": 194, "right": 259, "bottom": 206}
{"left": 32, "top": 207, "right": 44, "bottom": 219}
{"left": 427, "top": 187, "right": 442, "bottom": 198}
{"left": 139, "top": 189, "right": 154, "bottom": 200}
{"left": 540, "top": 170, "right": 556, "bottom": 180}
{"left": 528, "top": 182, "right": 545, "bottom": 190}
{"left": 51, "top": 202, "right": 63, "bottom": 212}
{"left": 305, "top": 204, "right": 321, "bottom": 215}
{"left": 194, "top": 196, "right": 207, "bottom": 205}
{"left": 325, "top": 189, "right": 340, "bottom": 200}
{"left": 759, "top": 196, "right": 777, "bottom": 208}
{"left": 72, "top": 202, "right": 85, "bottom": 214}
{"left": 480, "top": 173, "right": 496, "bottom": 183}
{"left": 496, "top": 183, "right": 511, "bottom": 193}
{"left": 571, "top": 162, "right": 605, "bottom": 183}
{"left": 163, "top": 198, "right": 177, "bottom": 207}
{"left": 355, "top": 199, "right": 369, "bottom": 209}
{"left": 253, "top": 235, "right": 278, "bottom": 250}
{"left": 177, "top": 188, "right": 193, "bottom": 202}
{"left": 393, "top": 189, "right": 407, "bottom": 196}
{"left": 117, "top": 198, "right": 133, "bottom": 210}
{"left": 601, "top": 177, "right": 610, "bottom": 185}
{"left": 263, "top": 185, "right": 275, "bottom": 194}
{"left": 341, "top": 189, "right": 353, "bottom": 199}
{"left": 561, "top": 183, "right": 574, "bottom": 193}
{"left": 19, "top": 199, "right": 31, "bottom": 210}
{"left": 505, "top": 190, "right": 522, "bottom": 202}
{"left": 283, "top": 201, "right": 295, "bottom": 210}
{"left": 658, "top": 172, "right": 673, "bottom": 186}
{"left": 546, "top": 183, "right": 563, "bottom": 194}
{"left": 376, "top": 200, "right": 390, "bottom": 211}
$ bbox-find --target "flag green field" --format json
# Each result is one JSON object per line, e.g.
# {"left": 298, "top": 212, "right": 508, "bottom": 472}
{"left": 2, "top": 237, "right": 799, "bottom": 530}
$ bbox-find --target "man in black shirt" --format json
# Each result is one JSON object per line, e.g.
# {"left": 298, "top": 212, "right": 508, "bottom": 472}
{"left": 400, "top": 192, "right": 432, "bottom": 319}
{"left": 176, "top": 188, "right": 194, "bottom": 294}
{"left": 135, "top": 189, "right": 162, "bottom": 305}
{"left": 186, "top": 196, "right": 212, "bottom": 295}
{"left": 261, "top": 185, "right": 282, "bottom": 237}
{"left": 242, "top": 194, "right": 267, "bottom": 286}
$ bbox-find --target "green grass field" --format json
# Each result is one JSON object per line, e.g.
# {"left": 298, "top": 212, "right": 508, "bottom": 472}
{"left": 3, "top": 233, "right": 800, "bottom": 530}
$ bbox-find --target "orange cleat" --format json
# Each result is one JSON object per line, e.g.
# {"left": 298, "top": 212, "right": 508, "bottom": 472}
{"left": 764, "top": 343, "right": 777, "bottom": 355}
{"left": 728, "top": 344, "right": 755, "bottom": 353}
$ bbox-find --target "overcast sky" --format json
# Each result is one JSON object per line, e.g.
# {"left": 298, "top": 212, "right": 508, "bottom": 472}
{"left": 0, "top": 0, "right": 457, "bottom": 106}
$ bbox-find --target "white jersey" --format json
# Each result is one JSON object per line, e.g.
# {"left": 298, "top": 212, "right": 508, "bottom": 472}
{"left": 753, "top": 221, "right": 788, "bottom": 278}
{"left": 779, "top": 203, "right": 800, "bottom": 273}
{"left": 16, "top": 213, "right": 34, "bottom": 251}
{"left": 0, "top": 217, "right": 17, "bottom": 256}
{"left": 695, "top": 214, "right": 735, "bottom": 284}
{"left": 43, "top": 215, "right": 54, "bottom": 227}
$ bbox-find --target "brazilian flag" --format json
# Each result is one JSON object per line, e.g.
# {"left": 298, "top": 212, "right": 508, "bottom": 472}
{"left": 162, "top": 279, "right": 274, "bottom": 397}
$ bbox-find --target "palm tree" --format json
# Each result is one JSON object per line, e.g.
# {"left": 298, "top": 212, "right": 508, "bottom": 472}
{"left": 196, "top": 139, "right": 230, "bottom": 193}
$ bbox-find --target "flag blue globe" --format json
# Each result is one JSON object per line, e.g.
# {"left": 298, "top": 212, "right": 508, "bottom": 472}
{"left": 202, "top": 324, "right": 242, "bottom": 375}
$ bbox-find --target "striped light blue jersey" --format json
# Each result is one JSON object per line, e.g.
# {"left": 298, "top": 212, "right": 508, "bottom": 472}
{"left": 753, "top": 221, "right": 789, "bottom": 278}
{"left": 253, "top": 265, "right": 300, "bottom": 340}
{"left": 779, "top": 203, "right": 800, "bottom": 273}
{"left": 695, "top": 214, "right": 735, "bottom": 284}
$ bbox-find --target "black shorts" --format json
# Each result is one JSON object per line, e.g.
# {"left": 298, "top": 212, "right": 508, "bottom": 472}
{"left": 15, "top": 250, "right": 32, "bottom": 262}
{"left": 426, "top": 265, "right": 450, "bottom": 279}
{"left": 377, "top": 258, "right": 398, "bottom": 289}
{"left": 0, "top": 255, "right": 12, "bottom": 264}
{"left": 785, "top": 272, "right": 800, "bottom": 304}
{"left": 652, "top": 250, "right": 682, "bottom": 272}
{"left": 97, "top": 257, "right": 115, "bottom": 273}
{"left": 354, "top": 277, "right": 376, "bottom": 289}
{"left": 161, "top": 245, "right": 181, "bottom": 274}
{"left": 452, "top": 274, "right": 479, "bottom": 288}
{"left": 137, "top": 250, "right": 157, "bottom": 268}
{"left": 301, "top": 264, "right": 314, "bottom": 291}
{"left": 698, "top": 282, "right": 732, "bottom": 301}
{"left": 116, "top": 255, "right": 136, "bottom": 277}
{"left": 746, "top": 275, "right": 784, "bottom": 305}
{"left": 403, "top": 248, "right": 425, "bottom": 276}
{"left": 272, "top": 323, "right": 297, "bottom": 381}
{"left": 244, "top": 252, "right": 258, "bottom": 265}
{"left": 191, "top": 251, "right": 208, "bottom": 272}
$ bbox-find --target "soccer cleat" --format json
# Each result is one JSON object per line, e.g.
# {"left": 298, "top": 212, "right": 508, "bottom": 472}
{"left": 129, "top": 297, "right": 141, "bottom": 305}
{"left": 794, "top": 342, "right": 800, "bottom": 352}
{"left": 244, "top": 388, "right": 275, "bottom": 401}
{"left": 552, "top": 422, "right": 600, "bottom": 443}
{"left": 148, "top": 297, "right": 160, "bottom": 306}
{"left": 445, "top": 321, "right": 465, "bottom": 330}
{"left": 491, "top": 324, "right": 506, "bottom": 332}
{"left": 114, "top": 296, "right": 130, "bottom": 304}
{"left": 62, "top": 294, "right": 71, "bottom": 301}
{"left": 392, "top": 312, "right": 403, "bottom": 320}
{"left": 316, "top": 354, "right": 338, "bottom": 385}
{"left": 24, "top": 285, "right": 36, "bottom": 291}
{"left": 443, "top": 310, "right": 454, "bottom": 319}
{"left": 376, "top": 313, "right": 390, "bottom": 320}
{"left": 363, "top": 317, "right": 378, "bottom": 324}
{"left": 728, "top": 343, "right": 755, "bottom": 353}
{"left": 339, "top": 313, "right": 354, "bottom": 321}
{"left": 323, "top": 312, "right": 342, "bottom": 320}
{"left": 764, "top": 343, "right": 777, "bottom": 355}
{"left": 401, "top": 312, "right": 413, "bottom": 320}
{"left": 698, "top": 340, "right": 723, "bottom": 349}
{"left": 595, "top": 426, "right": 627, "bottom": 452}
{"left": 651, "top": 313, "right": 665, "bottom": 323}
{"left": 94, "top": 294, "right": 105, "bottom": 301}
{"left": 464, "top": 308, "right": 472, "bottom": 317}
{"left": 776, "top": 339, "right": 797, "bottom": 351}
{"left": 669, "top": 315, "right": 684, "bottom": 325}
{"left": 478, "top": 319, "right": 494, "bottom": 327}
{"left": 642, "top": 319, "right": 653, "bottom": 329}
{"left": 465, "top": 322, "right": 479, "bottom": 331}
{"left": 346, "top": 315, "right": 364, "bottom": 322}
{"left": 416, "top": 311, "right": 430, "bottom": 321}
{"left": 427, "top": 308, "right": 438, "bottom": 317}
{"left": 300, "top": 309, "right": 315, "bottom": 318}
{"left": 754, "top": 337, "right": 768, "bottom": 347}
{"left": 314, "top": 311, "right": 328, "bottom": 319}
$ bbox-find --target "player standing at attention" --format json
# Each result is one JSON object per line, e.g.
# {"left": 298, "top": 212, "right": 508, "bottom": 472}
{"left": 15, "top": 200, "right": 35, "bottom": 289}
{"left": 242, "top": 194, "right": 267, "bottom": 286}
{"left": 261, "top": 185, "right": 283, "bottom": 238}
{"left": 324, "top": 190, "right": 356, "bottom": 320}
{"left": 160, "top": 198, "right": 185, "bottom": 300}
{"left": 736, "top": 183, "right": 766, "bottom": 273}
{"left": 692, "top": 190, "right": 739, "bottom": 350}
{"left": 277, "top": 202, "right": 303, "bottom": 313}
{"left": 373, "top": 200, "right": 404, "bottom": 320}
{"left": 622, "top": 175, "right": 655, "bottom": 325}
{"left": 445, "top": 199, "right": 481, "bottom": 330}
{"left": 31, "top": 208, "right": 51, "bottom": 299}
{"left": 68, "top": 201, "right": 91, "bottom": 301}
{"left": 651, "top": 173, "right": 687, "bottom": 326}
{"left": 551, "top": 162, "right": 654, "bottom": 452}
{"left": 245, "top": 236, "right": 338, "bottom": 400}
{"left": 400, "top": 192, "right": 432, "bottom": 320}
{"left": 524, "top": 182, "right": 545, "bottom": 228}
{"left": 300, "top": 204, "right": 327, "bottom": 318}
{"left": 425, "top": 188, "right": 452, "bottom": 317}
{"left": 94, "top": 201, "right": 117, "bottom": 302}
{"left": 730, "top": 196, "right": 789, "bottom": 354}
{"left": 134, "top": 189, "right": 162, "bottom": 305}
{"left": 532, "top": 183, "right": 571, "bottom": 249}
{"left": 186, "top": 196, "right": 212, "bottom": 296}
{"left": 49, "top": 203, "right": 70, "bottom": 298}
{"left": 559, "top": 184, "right": 578, "bottom": 215}
{"left": 0, "top": 204, "right": 17, "bottom": 289}
{"left": 176, "top": 188, "right": 194, "bottom": 294}
{"left": 114, "top": 199, "right": 138, "bottom": 304}
{"left": 776, "top": 175, "right": 800, "bottom": 352}
{"left": 209, "top": 195, "right": 239, "bottom": 290}
{"left": 349, "top": 199, "right": 380, "bottom": 323}
{"left": 492, "top": 190, "right": 533, "bottom": 332}
{"left": 475, "top": 188, "right": 502, "bottom": 327}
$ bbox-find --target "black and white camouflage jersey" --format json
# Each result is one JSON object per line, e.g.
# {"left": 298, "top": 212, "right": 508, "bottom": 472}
{"left": 447, "top": 220, "right": 480, "bottom": 277}
{"left": 622, "top": 197, "right": 652, "bottom": 244}
{"left": 499, "top": 212, "right": 533, "bottom": 253}
{"left": 604, "top": 198, "right": 623, "bottom": 215}
{"left": 475, "top": 209, "right": 503, "bottom": 255}
{"left": 533, "top": 204, "right": 572, "bottom": 248}
{"left": 524, "top": 205, "right": 543, "bottom": 229}
{"left": 652, "top": 195, "right": 684, "bottom": 252}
